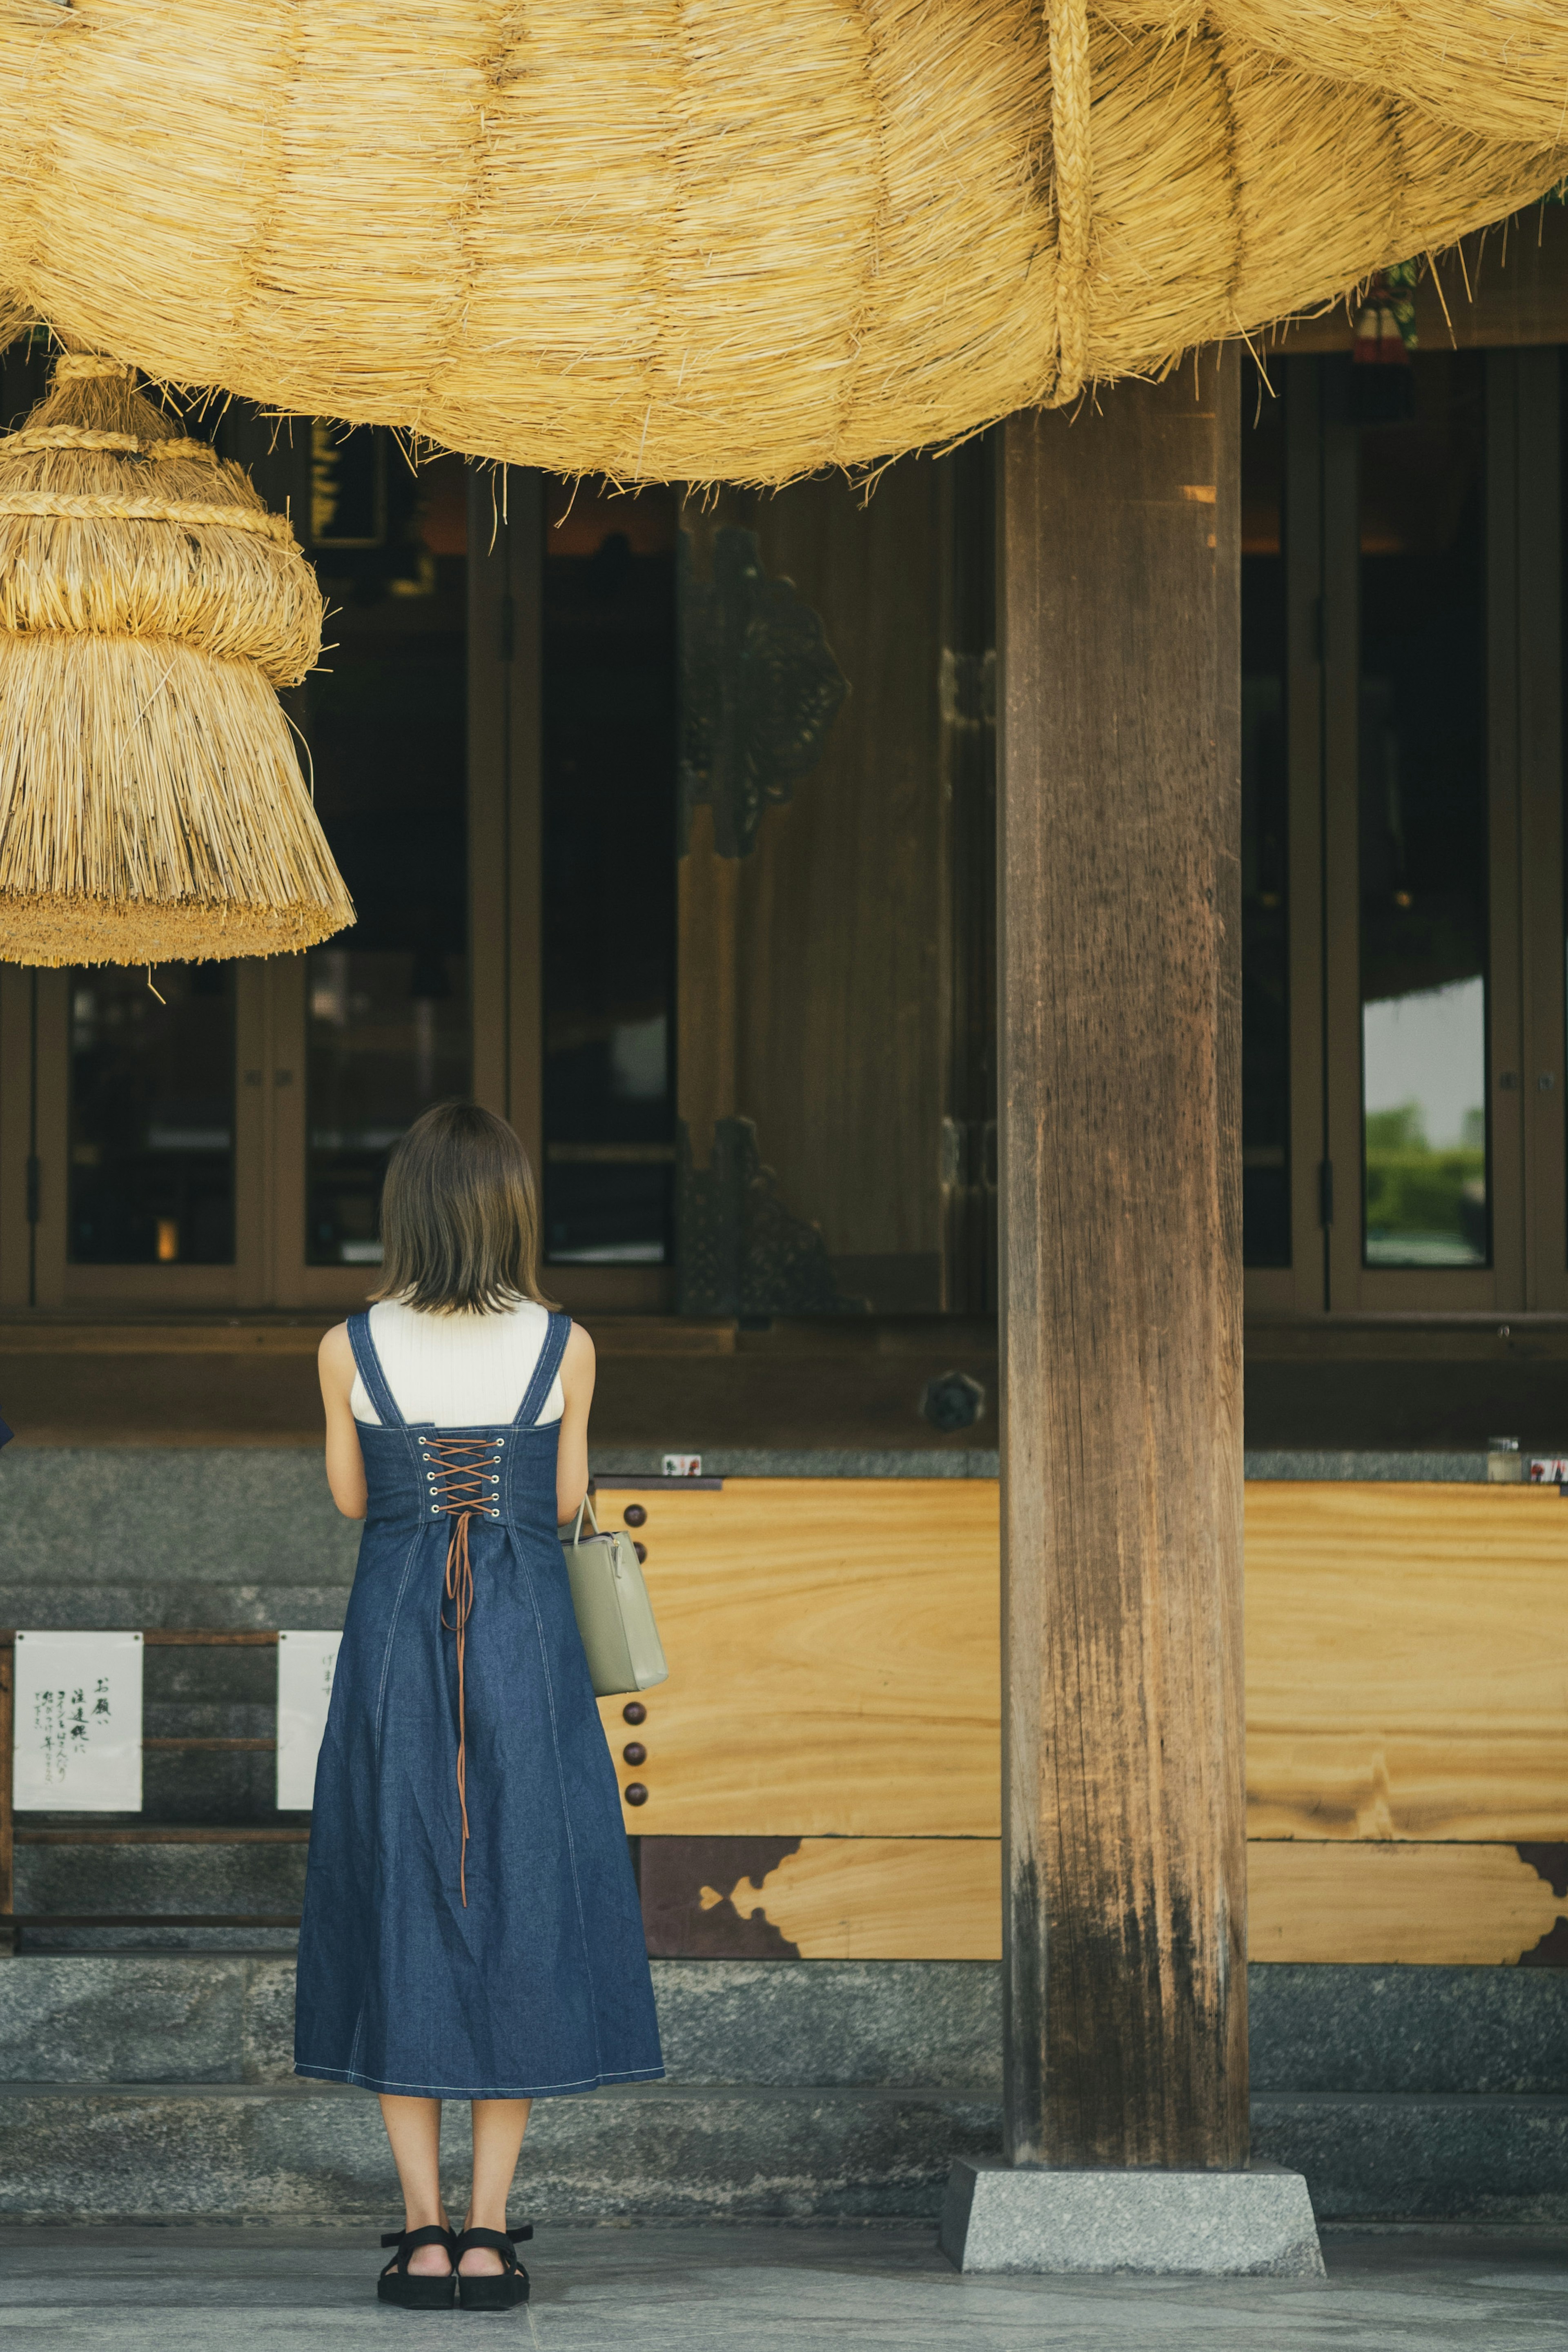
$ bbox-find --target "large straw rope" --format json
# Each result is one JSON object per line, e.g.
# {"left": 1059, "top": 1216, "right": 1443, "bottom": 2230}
{"left": 0, "top": 2, "right": 1564, "bottom": 482}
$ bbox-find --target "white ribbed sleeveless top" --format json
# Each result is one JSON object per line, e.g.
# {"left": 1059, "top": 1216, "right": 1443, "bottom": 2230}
{"left": 349, "top": 1297, "right": 565, "bottom": 1428}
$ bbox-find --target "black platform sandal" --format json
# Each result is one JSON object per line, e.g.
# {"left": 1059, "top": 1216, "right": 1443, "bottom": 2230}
{"left": 454, "top": 2223, "right": 532, "bottom": 2312}
{"left": 378, "top": 2223, "right": 458, "bottom": 2310}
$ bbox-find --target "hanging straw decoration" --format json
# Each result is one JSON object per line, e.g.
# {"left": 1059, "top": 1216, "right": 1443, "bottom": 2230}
{"left": 0, "top": 352, "right": 352, "bottom": 966}
{"left": 0, "top": 3, "right": 1566, "bottom": 485}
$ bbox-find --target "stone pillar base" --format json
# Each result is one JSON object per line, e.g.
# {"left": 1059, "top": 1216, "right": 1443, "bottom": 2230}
{"left": 940, "top": 2157, "right": 1325, "bottom": 2276}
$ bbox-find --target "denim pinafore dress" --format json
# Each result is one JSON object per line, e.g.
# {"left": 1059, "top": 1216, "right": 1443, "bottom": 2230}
{"left": 293, "top": 1309, "right": 664, "bottom": 2099}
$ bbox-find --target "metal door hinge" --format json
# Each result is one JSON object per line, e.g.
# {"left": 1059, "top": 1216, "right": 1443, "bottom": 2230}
{"left": 1317, "top": 1159, "right": 1334, "bottom": 1228}
{"left": 24, "top": 1154, "right": 40, "bottom": 1225}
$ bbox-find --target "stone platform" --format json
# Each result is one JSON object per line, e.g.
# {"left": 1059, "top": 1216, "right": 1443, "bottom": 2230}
{"left": 0, "top": 1955, "right": 1564, "bottom": 2226}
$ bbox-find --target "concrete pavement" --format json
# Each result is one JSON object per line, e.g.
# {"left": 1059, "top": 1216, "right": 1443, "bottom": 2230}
{"left": 0, "top": 2223, "right": 1565, "bottom": 2349}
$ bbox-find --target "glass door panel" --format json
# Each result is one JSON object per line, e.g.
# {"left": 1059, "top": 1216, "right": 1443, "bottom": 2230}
{"left": 1356, "top": 354, "right": 1490, "bottom": 1269}
{"left": 297, "top": 437, "right": 472, "bottom": 1272}
{"left": 1241, "top": 367, "right": 1291, "bottom": 1269}
{"left": 67, "top": 964, "right": 235, "bottom": 1266}
{"left": 539, "top": 483, "right": 678, "bottom": 1271}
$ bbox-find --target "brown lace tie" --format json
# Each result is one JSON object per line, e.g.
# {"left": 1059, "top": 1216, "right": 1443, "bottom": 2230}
{"left": 425, "top": 1435, "right": 504, "bottom": 1906}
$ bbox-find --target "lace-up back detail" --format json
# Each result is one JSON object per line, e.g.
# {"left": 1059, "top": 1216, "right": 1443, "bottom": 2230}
{"left": 423, "top": 1432, "right": 509, "bottom": 1905}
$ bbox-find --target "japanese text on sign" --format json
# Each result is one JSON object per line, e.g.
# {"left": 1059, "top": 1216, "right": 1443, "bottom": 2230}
{"left": 13, "top": 1631, "right": 143, "bottom": 1813}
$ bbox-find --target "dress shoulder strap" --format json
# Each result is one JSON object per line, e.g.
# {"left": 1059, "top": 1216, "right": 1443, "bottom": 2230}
{"left": 514, "top": 1310, "right": 572, "bottom": 1427}
{"left": 346, "top": 1309, "right": 405, "bottom": 1428}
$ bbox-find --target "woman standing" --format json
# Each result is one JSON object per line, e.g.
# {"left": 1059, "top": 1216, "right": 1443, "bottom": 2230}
{"left": 295, "top": 1101, "right": 663, "bottom": 2312}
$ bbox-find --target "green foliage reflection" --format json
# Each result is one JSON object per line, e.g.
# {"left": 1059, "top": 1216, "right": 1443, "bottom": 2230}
{"left": 1363, "top": 1100, "right": 1486, "bottom": 1265}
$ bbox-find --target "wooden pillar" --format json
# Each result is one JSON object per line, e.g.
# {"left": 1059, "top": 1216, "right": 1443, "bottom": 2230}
{"left": 998, "top": 350, "right": 1246, "bottom": 2170}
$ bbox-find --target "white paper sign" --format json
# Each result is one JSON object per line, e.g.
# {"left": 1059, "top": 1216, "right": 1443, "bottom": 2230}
{"left": 276, "top": 1631, "right": 341, "bottom": 1810}
{"left": 13, "top": 1631, "right": 143, "bottom": 1812}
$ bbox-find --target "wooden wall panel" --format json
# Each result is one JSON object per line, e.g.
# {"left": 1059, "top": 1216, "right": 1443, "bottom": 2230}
{"left": 1248, "top": 1842, "right": 1566, "bottom": 1967}
{"left": 678, "top": 466, "right": 950, "bottom": 1304}
{"left": 594, "top": 1477, "right": 1567, "bottom": 1857}
{"left": 1244, "top": 1483, "right": 1568, "bottom": 1842}
{"left": 637, "top": 1834, "right": 1002, "bottom": 1962}
{"left": 755, "top": 1838, "right": 998, "bottom": 1961}
{"left": 595, "top": 1479, "right": 1001, "bottom": 1836}
{"left": 636, "top": 1835, "right": 1568, "bottom": 1964}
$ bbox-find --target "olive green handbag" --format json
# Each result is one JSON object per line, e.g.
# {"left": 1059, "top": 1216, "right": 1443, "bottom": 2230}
{"left": 559, "top": 1496, "right": 670, "bottom": 1697}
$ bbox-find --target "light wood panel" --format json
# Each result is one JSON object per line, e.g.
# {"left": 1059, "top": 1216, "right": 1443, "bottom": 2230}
{"left": 595, "top": 1477, "right": 1568, "bottom": 1854}
{"left": 1244, "top": 1483, "right": 1568, "bottom": 1842}
{"left": 635, "top": 1834, "right": 1567, "bottom": 1964}
{"left": 690, "top": 1836, "right": 1002, "bottom": 1962}
{"left": 1248, "top": 1842, "right": 1564, "bottom": 1967}
{"left": 595, "top": 1479, "right": 1000, "bottom": 1836}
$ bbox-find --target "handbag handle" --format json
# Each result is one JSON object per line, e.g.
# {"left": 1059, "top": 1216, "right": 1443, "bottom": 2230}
{"left": 566, "top": 1494, "right": 601, "bottom": 1544}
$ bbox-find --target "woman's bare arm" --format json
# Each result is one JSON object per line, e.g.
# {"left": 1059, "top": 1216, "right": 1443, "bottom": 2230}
{"left": 318, "top": 1323, "right": 368, "bottom": 1521}
{"left": 555, "top": 1321, "right": 596, "bottom": 1525}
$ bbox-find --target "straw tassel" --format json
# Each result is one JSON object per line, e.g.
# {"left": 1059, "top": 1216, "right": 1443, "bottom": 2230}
{"left": 0, "top": 352, "right": 353, "bottom": 966}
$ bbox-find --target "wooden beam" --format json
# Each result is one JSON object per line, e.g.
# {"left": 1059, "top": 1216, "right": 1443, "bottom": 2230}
{"left": 998, "top": 354, "right": 1245, "bottom": 2169}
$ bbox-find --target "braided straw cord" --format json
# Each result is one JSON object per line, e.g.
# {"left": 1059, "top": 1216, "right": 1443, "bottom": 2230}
{"left": 1046, "top": 0, "right": 1092, "bottom": 407}
{"left": 4, "top": 429, "right": 221, "bottom": 462}
{"left": 51, "top": 355, "right": 134, "bottom": 381}
{"left": 0, "top": 490, "right": 298, "bottom": 546}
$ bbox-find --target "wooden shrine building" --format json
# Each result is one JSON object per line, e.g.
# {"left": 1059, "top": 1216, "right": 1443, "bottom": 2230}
{"left": 0, "top": 216, "right": 1565, "bottom": 2236}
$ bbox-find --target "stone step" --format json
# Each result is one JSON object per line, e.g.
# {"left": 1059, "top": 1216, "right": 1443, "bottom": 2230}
{"left": 1252, "top": 2091, "right": 1568, "bottom": 2224}
{"left": 0, "top": 2078, "right": 1562, "bottom": 2225}
{"left": 0, "top": 1585, "right": 352, "bottom": 1633}
{"left": 0, "top": 1449, "right": 358, "bottom": 1595}
{"left": 3, "top": 1953, "right": 1563, "bottom": 2096}
{"left": 0, "top": 2079, "right": 1000, "bottom": 2225}
{"left": 0, "top": 1957, "right": 1002, "bottom": 2091}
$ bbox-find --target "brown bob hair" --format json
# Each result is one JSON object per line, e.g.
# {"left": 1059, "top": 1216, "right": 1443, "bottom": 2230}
{"left": 373, "top": 1101, "right": 555, "bottom": 1314}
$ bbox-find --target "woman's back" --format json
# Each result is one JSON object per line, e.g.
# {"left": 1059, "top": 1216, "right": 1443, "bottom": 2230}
{"left": 349, "top": 1296, "right": 565, "bottom": 1429}
{"left": 298, "top": 1098, "right": 660, "bottom": 2281}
